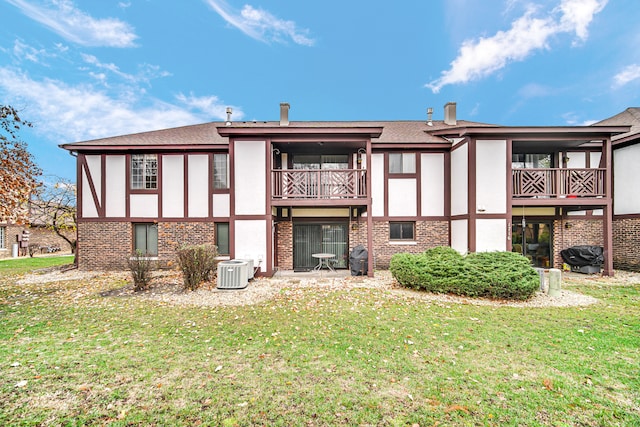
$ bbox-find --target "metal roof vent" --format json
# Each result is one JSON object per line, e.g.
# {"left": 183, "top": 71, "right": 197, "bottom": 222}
{"left": 225, "top": 107, "right": 232, "bottom": 126}
{"left": 427, "top": 107, "right": 433, "bottom": 126}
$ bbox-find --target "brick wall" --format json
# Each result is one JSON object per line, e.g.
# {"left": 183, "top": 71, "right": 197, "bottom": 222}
{"left": 78, "top": 221, "right": 218, "bottom": 270}
{"left": 613, "top": 217, "right": 640, "bottom": 272}
{"left": 157, "top": 222, "right": 217, "bottom": 268}
{"left": 552, "top": 218, "right": 603, "bottom": 268}
{"left": 0, "top": 223, "right": 74, "bottom": 259}
{"left": 275, "top": 219, "right": 449, "bottom": 271}
{"left": 372, "top": 220, "right": 450, "bottom": 269}
{"left": 77, "top": 222, "right": 131, "bottom": 270}
{"left": 275, "top": 221, "right": 293, "bottom": 270}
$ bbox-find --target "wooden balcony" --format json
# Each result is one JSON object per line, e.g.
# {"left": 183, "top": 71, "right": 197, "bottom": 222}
{"left": 512, "top": 168, "right": 606, "bottom": 199}
{"left": 272, "top": 169, "right": 367, "bottom": 204}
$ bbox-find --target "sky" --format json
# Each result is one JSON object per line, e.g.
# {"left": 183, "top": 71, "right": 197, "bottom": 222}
{"left": 1, "top": 0, "right": 639, "bottom": 182}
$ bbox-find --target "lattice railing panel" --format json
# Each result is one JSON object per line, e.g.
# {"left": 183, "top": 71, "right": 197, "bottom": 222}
{"left": 513, "top": 168, "right": 605, "bottom": 198}
{"left": 273, "top": 169, "right": 367, "bottom": 199}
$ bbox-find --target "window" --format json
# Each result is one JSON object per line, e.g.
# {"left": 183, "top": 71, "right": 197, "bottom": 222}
{"left": 133, "top": 223, "right": 158, "bottom": 256}
{"left": 216, "top": 223, "right": 230, "bottom": 255}
{"left": 213, "top": 153, "right": 229, "bottom": 189}
{"left": 389, "top": 153, "right": 416, "bottom": 174}
{"left": 389, "top": 222, "right": 415, "bottom": 240}
{"left": 292, "top": 154, "right": 349, "bottom": 170}
{"left": 511, "top": 154, "right": 552, "bottom": 169}
{"left": 131, "top": 154, "right": 158, "bottom": 189}
{"left": 0, "top": 226, "right": 5, "bottom": 249}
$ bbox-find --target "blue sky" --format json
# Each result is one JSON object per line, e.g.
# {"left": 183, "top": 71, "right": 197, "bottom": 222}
{"left": 1, "top": 0, "right": 639, "bottom": 182}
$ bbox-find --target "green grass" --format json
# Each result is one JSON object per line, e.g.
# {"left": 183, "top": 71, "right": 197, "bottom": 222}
{"left": 0, "top": 270, "right": 639, "bottom": 426}
{"left": 0, "top": 255, "right": 75, "bottom": 275}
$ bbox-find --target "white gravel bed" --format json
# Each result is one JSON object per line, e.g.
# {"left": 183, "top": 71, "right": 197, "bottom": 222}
{"left": 12, "top": 268, "right": 634, "bottom": 308}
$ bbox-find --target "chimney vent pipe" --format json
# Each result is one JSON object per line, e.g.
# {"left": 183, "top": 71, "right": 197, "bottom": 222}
{"left": 225, "top": 107, "right": 232, "bottom": 126}
{"left": 427, "top": 107, "right": 433, "bottom": 126}
{"left": 280, "top": 103, "right": 290, "bottom": 126}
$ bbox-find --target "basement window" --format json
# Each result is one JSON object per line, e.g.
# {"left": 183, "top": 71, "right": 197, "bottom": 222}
{"left": 389, "top": 222, "right": 415, "bottom": 240}
{"left": 133, "top": 223, "right": 158, "bottom": 256}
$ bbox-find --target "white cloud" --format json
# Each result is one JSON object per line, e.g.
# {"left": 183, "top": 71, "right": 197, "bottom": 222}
{"left": 0, "top": 67, "right": 242, "bottom": 142}
{"left": 80, "top": 54, "right": 172, "bottom": 86}
{"left": 205, "top": 0, "right": 315, "bottom": 46}
{"left": 11, "top": 39, "right": 51, "bottom": 64}
{"left": 426, "top": 0, "right": 608, "bottom": 93}
{"left": 558, "top": 0, "right": 607, "bottom": 43}
{"left": 175, "top": 93, "right": 239, "bottom": 120}
{"left": 6, "top": 0, "right": 138, "bottom": 47}
{"left": 612, "top": 64, "right": 640, "bottom": 88}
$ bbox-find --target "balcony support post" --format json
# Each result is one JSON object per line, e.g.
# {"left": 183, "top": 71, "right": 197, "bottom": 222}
{"left": 366, "top": 139, "right": 374, "bottom": 277}
{"left": 603, "top": 136, "right": 614, "bottom": 276}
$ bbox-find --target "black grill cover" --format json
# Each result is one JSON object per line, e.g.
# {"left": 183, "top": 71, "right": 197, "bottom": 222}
{"left": 350, "top": 245, "right": 368, "bottom": 276}
{"left": 560, "top": 245, "right": 604, "bottom": 267}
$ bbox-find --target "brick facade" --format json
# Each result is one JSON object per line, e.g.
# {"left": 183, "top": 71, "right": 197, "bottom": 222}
{"left": 372, "top": 220, "right": 450, "bottom": 268}
{"left": 274, "top": 219, "right": 450, "bottom": 271}
{"left": 78, "top": 221, "right": 219, "bottom": 270}
{"left": 275, "top": 221, "right": 293, "bottom": 270}
{"left": 0, "top": 223, "right": 74, "bottom": 259}
{"left": 77, "top": 222, "right": 131, "bottom": 270}
{"left": 613, "top": 217, "right": 640, "bottom": 271}
{"left": 552, "top": 217, "right": 603, "bottom": 269}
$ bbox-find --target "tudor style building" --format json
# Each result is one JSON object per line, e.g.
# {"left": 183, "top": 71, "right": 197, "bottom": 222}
{"left": 60, "top": 103, "right": 634, "bottom": 276}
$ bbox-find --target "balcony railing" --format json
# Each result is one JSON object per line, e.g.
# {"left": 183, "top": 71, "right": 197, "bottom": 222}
{"left": 272, "top": 169, "right": 367, "bottom": 199}
{"left": 512, "top": 168, "right": 605, "bottom": 198}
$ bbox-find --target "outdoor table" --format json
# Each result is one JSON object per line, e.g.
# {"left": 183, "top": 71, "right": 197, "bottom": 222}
{"left": 312, "top": 253, "right": 335, "bottom": 272}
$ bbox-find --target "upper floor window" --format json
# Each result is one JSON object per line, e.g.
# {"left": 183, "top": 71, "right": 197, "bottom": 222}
{"left": 512, "top": 154, "right": 552, "bottom": 169}
{"left": 131, "top": 154, "right": 158, "bottom": 189}
{"left": 389, "top": 153, "right": 416, "bottom": 174}
{"left": 213, "top": 153, "right": 229, "bottom": 189}
{"left": 293, "top": 154, "right": 349, "bottom": 170}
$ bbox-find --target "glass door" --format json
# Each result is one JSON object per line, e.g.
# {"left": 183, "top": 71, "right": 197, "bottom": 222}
{"left": 293, "top": 223, "right": 348, "bottom": 271}
{"left": 512, "top": 220, "right": 552, "bottom": 268}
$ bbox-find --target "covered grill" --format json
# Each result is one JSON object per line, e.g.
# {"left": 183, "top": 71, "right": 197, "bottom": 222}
{"left": 349, "top": 245, "right": 368, "bottom": 276}
{"left": 560, "top": 245, "right": 604, "bottom": 274}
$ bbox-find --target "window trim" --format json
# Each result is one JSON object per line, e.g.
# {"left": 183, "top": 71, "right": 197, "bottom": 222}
{"left": 133, "top": 223, "right": 158, "bottom": 257}
{"left": 215, "top": 222, "right": 230, "bottom": 255}
{"left": 213, "top": 153, "right": 229, "bottom": 191}
{"left": 131, "top": 154, "right": 159, "bottom": 190}
{"left": 388, "top": 152, "right": 417, "bottom": 176}
{"left": 389, "top": 221, "right": 415, "bottom": 241}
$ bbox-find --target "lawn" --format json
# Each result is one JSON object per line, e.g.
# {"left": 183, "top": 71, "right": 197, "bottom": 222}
{"left": 0, "top": 267, "right": 639, "bottom": 426}
{"left": 0, "top": 255, "right": 75, "bottom": 276}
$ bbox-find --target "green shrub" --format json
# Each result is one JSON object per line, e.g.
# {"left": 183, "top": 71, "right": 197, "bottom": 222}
{"left": 390, "top": 247, "right": 539, "bottom": 300}
{"left": 127, "top": 251, "right": 155, "bottom": 292}
{"left": 176, "top": 244, "right": 219, "bottom": 291}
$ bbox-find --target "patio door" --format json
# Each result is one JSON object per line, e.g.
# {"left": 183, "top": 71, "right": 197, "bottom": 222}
{"left": 293, "top": 222, "right": 348, "bottom": 271}
{"left": 512, "top": 220, "right": 552, "bottom": 268}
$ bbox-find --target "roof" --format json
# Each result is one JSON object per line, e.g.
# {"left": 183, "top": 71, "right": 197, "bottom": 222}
{"left": 59, "top": 114, "right": 631, "bottom": 152}
{"left": 593, "top": 107, "right": 640, "bottom": 146}
{"left": 59, "top": 119, "right": 495, "bottom": 151}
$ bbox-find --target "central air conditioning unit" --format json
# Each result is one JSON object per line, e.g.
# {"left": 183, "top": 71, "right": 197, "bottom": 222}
{"left": 217, "top": 260, "right": 249, "bottom": 289}
{"left": 234, "top": 258, "right": 255, "bottom": 280}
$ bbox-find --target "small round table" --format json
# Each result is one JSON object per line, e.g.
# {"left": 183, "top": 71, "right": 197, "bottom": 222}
{"left": 312, "top": 253, "right": 335, "bottom": 272}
